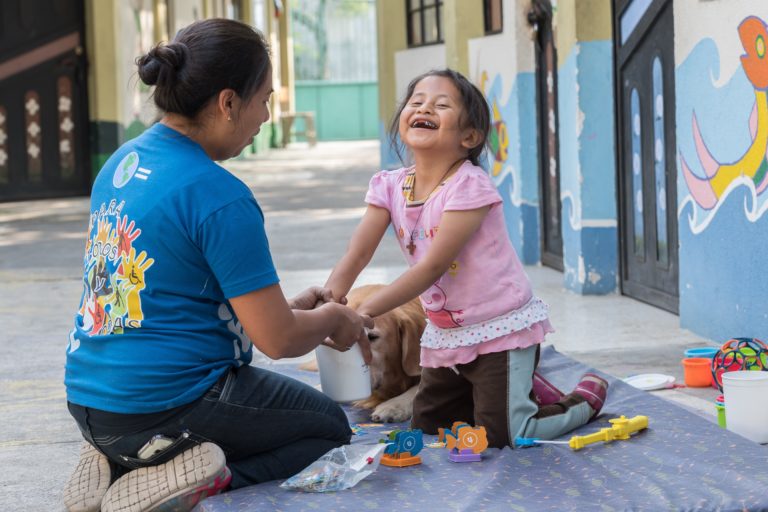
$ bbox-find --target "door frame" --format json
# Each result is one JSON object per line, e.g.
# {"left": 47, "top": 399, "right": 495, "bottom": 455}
{"left": 530, "top": 0, "right": 564, "bottom": 271}
{"left": 612, "top": 0, "right": 679, "bottom": 313}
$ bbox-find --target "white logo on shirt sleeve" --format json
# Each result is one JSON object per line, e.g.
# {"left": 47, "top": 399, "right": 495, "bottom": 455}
{"left": 113, "top": 151, "right": 153, "bottom": 188}
{"left": 113, "top": 152, "right": 139, "bottom": 188}
{"left": 218, "top": 303, "right": 262, "bottom": 365}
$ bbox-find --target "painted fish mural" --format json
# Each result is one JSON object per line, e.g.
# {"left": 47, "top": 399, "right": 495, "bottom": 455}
{"left": 480, "top": 71, "right": 509, "bottom": 177}
{"left": 681, "top": 16, "right": 768, "bottom": 210}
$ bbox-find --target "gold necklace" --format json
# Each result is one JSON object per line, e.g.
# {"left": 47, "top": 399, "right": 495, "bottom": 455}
{"left": 405, "top": 158, "right": 464, "bottom": 256}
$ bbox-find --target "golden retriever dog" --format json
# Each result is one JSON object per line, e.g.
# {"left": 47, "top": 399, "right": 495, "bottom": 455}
{"left": 348, "top": 284, "right": 425, "bottom": 422}
{"left": 302, "top": 284, "right": 426, "bottom": 422}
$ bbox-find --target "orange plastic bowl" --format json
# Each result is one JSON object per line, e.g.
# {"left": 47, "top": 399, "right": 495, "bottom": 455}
{"left": 682, "top": 357, "right": 713, "bottom": 387}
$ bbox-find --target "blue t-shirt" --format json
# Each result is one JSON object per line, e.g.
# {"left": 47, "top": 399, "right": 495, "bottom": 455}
{"left": 65, "top": 123, "right": 279, "bottom": 413}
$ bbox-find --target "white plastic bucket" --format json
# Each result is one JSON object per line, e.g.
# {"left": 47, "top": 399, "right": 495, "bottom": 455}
{"left": 315, "top": 343, "right": 371, "bottom": 403}
{"left": 722, "top": 371, "right": 768, "bottom": 443}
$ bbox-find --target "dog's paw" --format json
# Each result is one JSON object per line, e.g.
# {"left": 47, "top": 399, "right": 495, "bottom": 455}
{"left": 371, "top": 400, "right": 411, "bottom": 423}
{"left": 371, "top": 386, "right": 417, "bottom": 423}
{"left": 370, "top": 386, "right": 418, "bottom": 423}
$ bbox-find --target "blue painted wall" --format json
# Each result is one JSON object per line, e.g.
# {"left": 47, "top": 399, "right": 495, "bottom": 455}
{"left": 379, "top": 121, "right": 401, "bottom": 170}
{"left": 558, "top": 41, "right": 618, "bottom": 294}
{"left": 481, "top": 71, "right": 541, "bottom": 265}
{"left": 676, "top": 34, "right": 768, "bottom": 341}
{"left": 517, "top": 73, "right": 542, "bottom": 265}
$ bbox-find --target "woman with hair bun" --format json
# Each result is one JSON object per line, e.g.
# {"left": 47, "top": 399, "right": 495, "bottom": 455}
{"left": 62, "top": 18, "right": 371, "bottom": 512}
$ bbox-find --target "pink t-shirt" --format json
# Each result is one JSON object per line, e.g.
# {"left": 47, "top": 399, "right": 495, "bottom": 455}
{"left": 365, "top": 161, "right": 553, "bottom": 368}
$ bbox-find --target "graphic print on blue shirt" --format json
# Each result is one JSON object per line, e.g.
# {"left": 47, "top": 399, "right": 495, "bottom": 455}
{"left": 78, "top": 197, "right": 153, "bottom": 335}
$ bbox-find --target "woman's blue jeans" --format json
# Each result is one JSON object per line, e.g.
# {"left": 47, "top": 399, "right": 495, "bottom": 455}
{"left": 69, "top": 364, "right": 352, "bottom": 489}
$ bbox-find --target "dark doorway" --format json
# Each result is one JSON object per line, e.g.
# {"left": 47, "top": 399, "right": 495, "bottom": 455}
{"left": 613, "top": 0, "right": 679, "bottom": 312}
{"left": 530, "top": 0, "right": 563, "bottom": 271}
{"left": 0, "top": 0, "right": 90, "bottom": 202}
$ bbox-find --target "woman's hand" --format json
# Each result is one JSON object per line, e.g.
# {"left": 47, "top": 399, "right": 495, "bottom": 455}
{"left": 229, "top": 284, "right": 372, "bottom": 361}
{"left": 322, "top": 302, "right": 373, "bottom": 364}
{"left": 288, "top": 286, "right": 346, "bottom": 310}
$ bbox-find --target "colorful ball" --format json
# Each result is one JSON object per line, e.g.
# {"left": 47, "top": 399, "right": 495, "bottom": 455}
{"left": 711, "top": 337, "right": 768, "bottom": 391}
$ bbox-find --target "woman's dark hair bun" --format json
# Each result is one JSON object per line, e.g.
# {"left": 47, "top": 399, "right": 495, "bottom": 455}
{"left": 135, "top": 19, "right": 271, "bottom": 120}
{"left": 137, "top": 43, "right": 188, "bottom": 87}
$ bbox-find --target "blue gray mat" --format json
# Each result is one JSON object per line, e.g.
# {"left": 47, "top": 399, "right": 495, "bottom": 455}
{"left": 197, "top": 346, "right": 768, "bottom": 511}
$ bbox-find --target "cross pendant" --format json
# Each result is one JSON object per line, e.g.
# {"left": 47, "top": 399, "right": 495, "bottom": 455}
{"left": 406, "top": 238, "right": 416, "bottom": 255}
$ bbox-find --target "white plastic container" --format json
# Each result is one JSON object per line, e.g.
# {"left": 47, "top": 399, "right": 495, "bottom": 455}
{"left": 722, "top": 371, "right": 768, "bottom": 443}
{"left": 315, "top": 343, "right": 371, "bottom": 403}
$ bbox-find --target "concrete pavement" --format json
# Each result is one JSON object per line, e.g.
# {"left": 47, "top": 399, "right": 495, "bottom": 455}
{"left": 0, "top": 140, "right": 718, "bottom": 510}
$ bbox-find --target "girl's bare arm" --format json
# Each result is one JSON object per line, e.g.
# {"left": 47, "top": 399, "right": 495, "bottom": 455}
{"left": 324, "top": 204, "right": 391, "bottom": 302}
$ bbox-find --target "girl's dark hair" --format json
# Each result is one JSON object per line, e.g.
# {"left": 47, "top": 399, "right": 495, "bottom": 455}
{"left": 136, "top": 18, "right": 271, "bottom": 119}
{"left": 388, "top": 69, "right": 490, "bottom": 166}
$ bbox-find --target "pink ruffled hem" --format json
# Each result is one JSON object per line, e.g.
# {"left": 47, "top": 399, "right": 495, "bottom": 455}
{"left": 419, "top": 318, "right": 554, "bottom": 368}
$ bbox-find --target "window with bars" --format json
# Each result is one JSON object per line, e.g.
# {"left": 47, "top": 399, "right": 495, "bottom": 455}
{"left": 406, "top": 0, "right": 443, "bottom": 47}
{"left": 484, "top": 0, "right": 503, "bottom": 34}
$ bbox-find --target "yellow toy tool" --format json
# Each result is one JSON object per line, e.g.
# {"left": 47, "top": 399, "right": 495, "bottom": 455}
{"left": 515, "top": 415, "right": 649, "bottom": 451}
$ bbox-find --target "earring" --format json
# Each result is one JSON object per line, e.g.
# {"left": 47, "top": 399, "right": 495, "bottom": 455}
{"left": 227, "top": 114, "right": 232, "bottom": 121}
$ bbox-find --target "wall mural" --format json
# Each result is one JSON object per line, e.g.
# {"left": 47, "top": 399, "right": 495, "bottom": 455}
{"left": 479, "top": 71, "right": 510, "bottom": 178}
{"left": 679, "top": 16, "right": 768, "bottom": 233}
{"left": 676, "top": 13, "right": 768, "bottom": 341}
{"left": 478, "top": 69, "right": 522, "bottom": 253}
{"left": 479, "top": 71, "right": 511, "bottom": 180}
{"left": 475, "top": 67, "right": 541, "bottom": 264}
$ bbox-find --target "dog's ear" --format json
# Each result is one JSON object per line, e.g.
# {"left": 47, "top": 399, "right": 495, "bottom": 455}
{"left": 399, "top": 301, "right": 426, "bottom": 377}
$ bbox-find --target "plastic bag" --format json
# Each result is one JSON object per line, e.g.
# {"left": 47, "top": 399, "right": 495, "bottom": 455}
{"left": 280, "top": 443, "right": 387, "bottom": 493}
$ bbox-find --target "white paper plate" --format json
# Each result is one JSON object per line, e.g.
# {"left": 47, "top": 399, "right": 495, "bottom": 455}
{"left": 623, "top": 373, "right": 675, "bottom": 391}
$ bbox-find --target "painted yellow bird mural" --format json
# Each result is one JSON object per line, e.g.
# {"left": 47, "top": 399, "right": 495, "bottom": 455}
{"left": 681, "top": 16, "right": 768, "bottom": 209}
